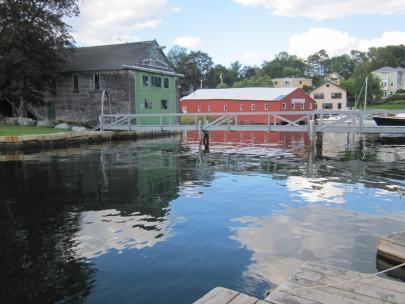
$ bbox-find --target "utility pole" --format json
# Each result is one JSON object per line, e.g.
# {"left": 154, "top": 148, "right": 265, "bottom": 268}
{"left": 200, "top": 79, "right": 203, "bottom": 90}
{"left": 220, "top": 73, "right": 223, "bottom": 84}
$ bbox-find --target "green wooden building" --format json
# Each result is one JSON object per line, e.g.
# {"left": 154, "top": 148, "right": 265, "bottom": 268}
{"left": 36, "top": 40, "right": 182, "bottom": 126}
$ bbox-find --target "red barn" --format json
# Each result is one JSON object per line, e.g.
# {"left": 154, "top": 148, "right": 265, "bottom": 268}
{"left": 180, "top": 87, "right": 315, "bottom": 124}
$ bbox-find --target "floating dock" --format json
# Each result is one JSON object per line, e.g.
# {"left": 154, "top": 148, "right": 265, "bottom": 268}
{"left": 194, "top": 262, "right": 405, "bottom": 304}
{"left": 378, "top": 232, "right": 405, "bottom": 263}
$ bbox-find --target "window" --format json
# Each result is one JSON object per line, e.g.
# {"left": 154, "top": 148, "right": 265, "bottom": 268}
{"left": 264, "top": 103, "right": 268, "bottom": 110}
{"left": 182, "top": 106, "right": 187, "bottom": 113}
{"left": 73, "top": 74, "right": 79, "bottom": 92}
{"left": 224, "top": 105, "right": 228, "bottom": 111}
{"left": 144, "top": 99, "right": 152, "bottom": 109}
{"left": 285, "top": 81, "right": 290, "bottom": 86}
{"left": 197, "top": 105, "right": 201, "bottom": 112}
{"left": 301, "top": 103, "right": 305, "bottom": 110}
{"left": 275, "top": 81, "right": 278, "bottom": 85}
{"left": 282, "top": 103, "right": 287, "bottom": 110}
{"left": 314, "top": 93, "right": 324, "bottom": 99}
{"left": 251, "top": 104, "right": 256, "bottom": 110}
{"left": 94, "top": 74, "right": 100, "bottom": 90}
{"left": 143, "top": 75, "right": 149, "bottom": 86}
{"left": 208, "top": 105, "right": 212, "bottom": 112}
{"left": 152, "top": 76, "right": 162, "bottom": 87}
{"left": 331, "top": 92, "right": 342, "bottom": 99}
{"left": 338, "top": 103, "right": 342, "bottom": 109}
{"left": 322, "top": 103, "right": 333, "bottom": 109}
{"left": 309, "top": 103, "right": 313, "bottom": 110}
{"left": 291, "top": 103, "right": 295, "bottom": 110}
{"left": 164, "top": 78, "right": 169, "bottom": 88}
{"left": 240, "top": 105, "right": 244, "bottom": 111}
{"left": 161, "top": 99, "right": 168, "bottom": 110}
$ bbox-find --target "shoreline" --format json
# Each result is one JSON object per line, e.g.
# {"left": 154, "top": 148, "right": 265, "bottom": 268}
{"left": 0, "top": 130, "right": 178, "bottom": 152}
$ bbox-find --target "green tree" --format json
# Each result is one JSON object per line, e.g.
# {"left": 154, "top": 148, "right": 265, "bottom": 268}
{"left": 216, "top": 82, "right": 228, "bottom": 89}
{"left": 175, "top": 51, "right": 214, "bottom": 95}
{"left": 306, "top": 50, "right": 329, "bottom": 80}
{"left": 167, "top": 46, "right": 188, "bottom": 67}
{"left": 233, "top": 75, "right": 273, "bottom": 88}
{"left": 0, "top": 0, "right": 79, "bottom": 117}
{"left": 261, "top": 51, "right": 306, "bottom": 78}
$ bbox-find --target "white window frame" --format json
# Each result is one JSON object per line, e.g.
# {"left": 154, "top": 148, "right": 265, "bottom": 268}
{"left": 301, "top": 103, "right": 305, "bottom": 110}
{"left": 224, "top": 105, "right": 228, "bottom": 111}
{"left": 251, "top": 104, "right": 256, "bottom": 110}
{"left": 240, "top": 104, "right": 244, "bottom": 111}
{"left": 208, "top": 105, "right": 212, "bottom": 112}
{"left": 264, "top": 103, "right": 268, "bottom": 111}
{"left": 309, "top": 103, "right": 313, "bottom": 110}
{"left": 197, "top": 105, "right": 201, "bottom": 112}
{"left": 282, "top": 103, "right": 287, "bottom": 110}
{"left": 291, "top": 103, "right": 296, "bottom": 110}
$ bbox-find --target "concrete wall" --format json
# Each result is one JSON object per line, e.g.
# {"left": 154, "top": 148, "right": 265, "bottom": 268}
{"left": 37, "top": 70, "right": 135, "bottom": 126}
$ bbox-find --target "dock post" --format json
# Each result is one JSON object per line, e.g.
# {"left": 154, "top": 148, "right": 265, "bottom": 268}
{"left": 203, "top": 130, "right": 210, "bottom": 151}
{"left": 315, "top": 132, "right": 323, "bottom": 158}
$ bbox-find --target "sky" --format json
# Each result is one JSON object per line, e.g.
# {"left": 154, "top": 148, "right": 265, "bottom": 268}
{"left": 68, "top": 0, "right": 405, "bottom": 66}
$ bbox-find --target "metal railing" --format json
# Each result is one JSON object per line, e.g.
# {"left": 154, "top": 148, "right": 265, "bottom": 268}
{"left": 99, "top": 109, "right": 405, "bottom": 134}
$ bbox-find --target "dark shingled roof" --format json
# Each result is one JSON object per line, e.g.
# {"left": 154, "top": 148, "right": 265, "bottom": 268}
{"left": 60, "top": 41, "right": 155, "bottom": 72}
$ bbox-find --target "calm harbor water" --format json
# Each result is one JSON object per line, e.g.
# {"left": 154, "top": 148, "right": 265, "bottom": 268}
{"left": 0, "top": 132, "right": 404, "bottom": 303}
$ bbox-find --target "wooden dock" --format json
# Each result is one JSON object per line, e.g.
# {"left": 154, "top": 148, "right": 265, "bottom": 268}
{"left": 194, "top": 262, "right": 405, "bottom": 304}
{"left": 378, "top": 232, "right": 405, "bottom": 263}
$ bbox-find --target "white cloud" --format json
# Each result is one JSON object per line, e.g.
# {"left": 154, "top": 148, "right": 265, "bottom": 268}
{"left": 288, "top": 28, "right": 405, "bottom": 58}
{"left": 70, "top": 0, "right": 176, "bottom": 45}
{"left": 243, "top": 51, "right": 258, "bottom": 61}
{"left": 173, "top": 36, "right": 202, "bottom": 49}
{"left": 234, "top": 0, "right": 405, "bottom": 20}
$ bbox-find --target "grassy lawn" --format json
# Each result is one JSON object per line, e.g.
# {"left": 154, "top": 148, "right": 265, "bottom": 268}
{"left": 0, "top": 124, "right": 69, "bottom": 136}
{"left": 367, "top": 100, "right": 405, "bottom": 110}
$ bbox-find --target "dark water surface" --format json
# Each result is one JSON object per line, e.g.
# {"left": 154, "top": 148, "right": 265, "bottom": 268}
{"left": 0, "top": 132, "right": 404, "bottom": 303}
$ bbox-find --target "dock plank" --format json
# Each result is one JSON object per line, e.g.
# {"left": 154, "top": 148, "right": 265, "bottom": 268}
{"left": 195, "top": 262, "right": 405, "bottom": 304}
{"left": 229, "top": 293, "right": 261, "bottom": 304}
{"left": 268, "top": 281, "right": 365, "bottom": 304}
{"left": 301, "top": 262, "right": 405, "bottom": 294}
{"left": 378, "top": 232, "right": 405, "bottom": 262}
{"left": 194, "top": 287, "right": 240, "bottom": 304}
{"left": 290, "top": 266, "right": 403, "bottom": 303}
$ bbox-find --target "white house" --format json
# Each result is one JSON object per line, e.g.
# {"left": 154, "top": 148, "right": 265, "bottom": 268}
{"left": 372, "top": 66, "right": 405, "bottom": 98}
{"left": 310, "top": 81, "right": 347, "bottom": 111}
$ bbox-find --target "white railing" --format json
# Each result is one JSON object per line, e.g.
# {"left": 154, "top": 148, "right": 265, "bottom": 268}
{"left": 99, "top": 109, "right": 405, "bottom": 134}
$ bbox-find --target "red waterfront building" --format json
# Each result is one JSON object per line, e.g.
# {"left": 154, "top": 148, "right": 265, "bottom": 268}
{"left": 180, "top": 87, "right": 316, "bottom": 124}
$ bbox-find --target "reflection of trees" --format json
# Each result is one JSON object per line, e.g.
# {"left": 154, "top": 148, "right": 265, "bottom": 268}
{"left": 0, "top": 162, "right": 95, "bottom": 303}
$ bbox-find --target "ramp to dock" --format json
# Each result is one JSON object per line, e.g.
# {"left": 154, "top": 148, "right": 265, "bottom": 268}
{"left": 194, "top": 262, "right": 405, "bottom": 303}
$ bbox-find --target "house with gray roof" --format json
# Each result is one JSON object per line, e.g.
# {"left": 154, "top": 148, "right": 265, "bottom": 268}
{"left": 36, "top": 40, "right": 182, "bottom": 126}
{"left": 372, "top": 66, "right": 405, "bottom": 98}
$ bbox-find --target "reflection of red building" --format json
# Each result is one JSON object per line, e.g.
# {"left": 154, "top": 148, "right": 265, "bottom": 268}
{"left": 180, "top": 88, "right": 316, "bottom": 124}
{"left": 183, "top": 130, "right": 310, "bottom": 149}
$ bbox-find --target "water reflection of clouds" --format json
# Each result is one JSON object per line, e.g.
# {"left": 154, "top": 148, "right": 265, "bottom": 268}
{"left": 231, "top": 206, "right": 405, "bottom": 286}
{"left": 287, "top": 176, "right": 347, "bottom": 204}
{"left": 74, "top": 209, "right": 172, "bottom": 259}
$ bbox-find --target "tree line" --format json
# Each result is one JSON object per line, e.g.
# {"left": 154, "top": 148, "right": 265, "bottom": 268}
{"left": 168, "top": 45, "right": 405, "bottom": 105}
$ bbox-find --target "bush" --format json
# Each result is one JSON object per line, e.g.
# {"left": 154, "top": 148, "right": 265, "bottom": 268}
{"left": 385, "top": 93, "right": 405, "bottom": 102}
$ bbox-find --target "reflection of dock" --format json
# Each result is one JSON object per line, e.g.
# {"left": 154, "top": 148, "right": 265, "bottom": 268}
{"left": 195, "top": 262, "right": 405, "bottom": 303}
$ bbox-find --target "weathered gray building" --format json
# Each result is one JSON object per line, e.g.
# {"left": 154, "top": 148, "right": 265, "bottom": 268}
{"left": 36, "top": 40, "right": 182, "bottom": 126}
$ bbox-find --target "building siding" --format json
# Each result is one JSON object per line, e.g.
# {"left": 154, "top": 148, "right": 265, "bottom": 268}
{"left": 134, "top": 70, "right": 177, "bottom": 124}
{"left": 310, "top": 82, "right": 347, "bottom": 111}
{"left": 180, "top": 89, "right": 315, "bottom": 124}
